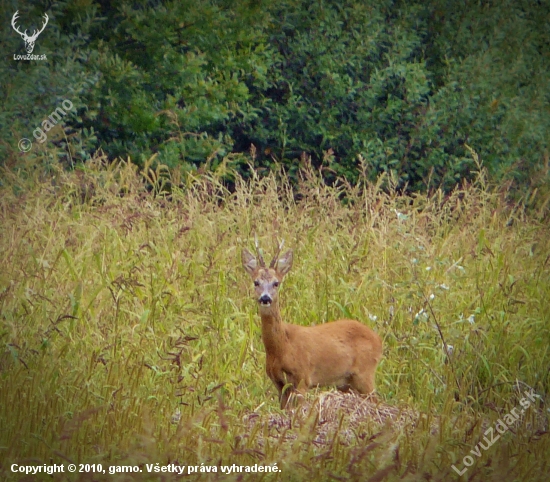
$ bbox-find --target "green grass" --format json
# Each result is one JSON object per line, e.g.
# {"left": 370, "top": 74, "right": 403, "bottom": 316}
{"left": 0, "top": 157, "right": 548, "bottom": 481}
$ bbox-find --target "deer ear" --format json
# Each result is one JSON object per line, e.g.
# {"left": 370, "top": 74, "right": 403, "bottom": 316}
{"left": 242, "top": 249, "right": 258, "bottom": 276}
{"left": 275, "top": 250, "right": 293, "bottom": 277}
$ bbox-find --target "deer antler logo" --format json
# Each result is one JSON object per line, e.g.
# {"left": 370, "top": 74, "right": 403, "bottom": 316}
{"left": 11, "top": 10, "right": 49, "bottom": 54}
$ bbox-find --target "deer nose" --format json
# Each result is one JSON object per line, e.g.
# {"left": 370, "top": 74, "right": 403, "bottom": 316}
{"left": 259, "top": 294, "right": 272, "bottom": 305}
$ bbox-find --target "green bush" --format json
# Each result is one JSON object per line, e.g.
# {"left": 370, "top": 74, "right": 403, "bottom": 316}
{"left": 2, "top": 0, "right": 548, "bottom": 192}
{"left": 0, "top": 1, "right": 98, "bottom": 166}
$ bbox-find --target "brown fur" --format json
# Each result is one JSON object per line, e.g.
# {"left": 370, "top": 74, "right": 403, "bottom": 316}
{"left": 242, "top": 247, "right": 383, "bottom": 409}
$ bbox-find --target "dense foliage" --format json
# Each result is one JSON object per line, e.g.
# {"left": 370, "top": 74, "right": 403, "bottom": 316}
{"left": 1, "top": 0, "right": 549, "bottom": 191}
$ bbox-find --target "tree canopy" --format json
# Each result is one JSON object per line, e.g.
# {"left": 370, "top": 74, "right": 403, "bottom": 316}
{"left": 2, "top": 0, "right": 549, "bottom": 192}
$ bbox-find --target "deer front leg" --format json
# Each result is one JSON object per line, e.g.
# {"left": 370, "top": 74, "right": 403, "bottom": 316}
{"left": 279, "top": 370, "right": 309, "bottom": 409}
{"left": 280, "top": 383, "right": 295, "bottom": 409}
{"left": 270, "top": 376, "right": 294, "bottom": 409}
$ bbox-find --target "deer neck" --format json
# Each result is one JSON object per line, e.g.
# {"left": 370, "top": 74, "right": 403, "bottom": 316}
{"left": 258, "top": 302, "right": 287, "bottom": 358}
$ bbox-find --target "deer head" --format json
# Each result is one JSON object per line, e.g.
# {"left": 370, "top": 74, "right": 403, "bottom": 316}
{"left": 242, "top": 239, "right": 293, "bottom": 311}
{"left": 12, "top": 11, "right": 49, "bottom": 54}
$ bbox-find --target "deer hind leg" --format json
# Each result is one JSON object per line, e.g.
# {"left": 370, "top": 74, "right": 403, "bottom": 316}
{"left": 350, "top": 358, "right": 379, "bottom": 396}
{"left": 336, "top": 373, "right": 354, "bottom": 392}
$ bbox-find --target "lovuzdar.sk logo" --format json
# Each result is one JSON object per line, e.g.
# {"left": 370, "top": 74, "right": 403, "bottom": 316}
{"left": 11, "top": 10, "right": 49, "bottom": 60}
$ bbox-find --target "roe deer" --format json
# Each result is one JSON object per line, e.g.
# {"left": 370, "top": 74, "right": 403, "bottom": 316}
{"left": 242, "top": 240, "right": 383, "bottom": 409}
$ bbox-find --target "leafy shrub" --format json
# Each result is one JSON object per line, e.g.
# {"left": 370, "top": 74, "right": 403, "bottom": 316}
{"left": 2, "top": 0, "right": 548, "bottom": 192}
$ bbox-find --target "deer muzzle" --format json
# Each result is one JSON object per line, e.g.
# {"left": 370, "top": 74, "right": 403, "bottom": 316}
{"left": 259, "top": 294, "right": 272, "bottom": 306}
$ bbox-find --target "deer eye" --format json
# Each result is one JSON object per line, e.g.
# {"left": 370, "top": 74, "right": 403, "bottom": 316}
{"left": 273, "top": 281, "right": 279, "bottom": 287}
{"left": 254, "top": 280, "right": 260, "bottom": 287}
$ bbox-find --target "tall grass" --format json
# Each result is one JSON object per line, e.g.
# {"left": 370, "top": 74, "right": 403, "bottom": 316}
{"left": 0, "top": 156, "right": 548, "bottom": 481}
